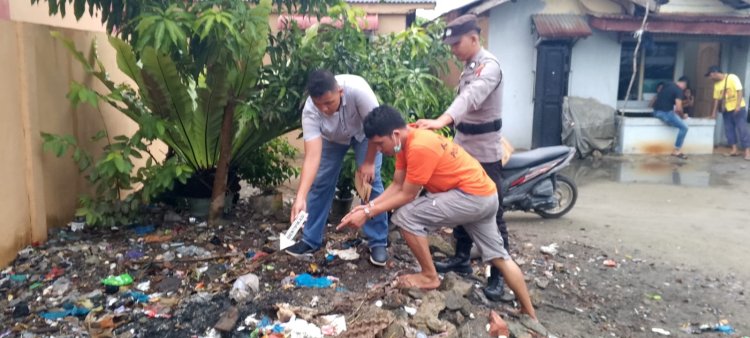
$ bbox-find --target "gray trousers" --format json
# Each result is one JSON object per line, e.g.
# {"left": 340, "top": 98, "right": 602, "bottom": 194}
{"left": 391, "top": 189, "right": 510, "bottom": 262}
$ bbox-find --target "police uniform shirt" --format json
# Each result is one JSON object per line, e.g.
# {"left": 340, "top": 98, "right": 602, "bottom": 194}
{"left": 301, "top": 74, "right": 379, "bottom": 145}
{"left": 444, "top": 48, "right": 504, "bottom": 163}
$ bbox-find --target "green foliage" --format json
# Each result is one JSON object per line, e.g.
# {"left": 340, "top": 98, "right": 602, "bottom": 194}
{"left": 32, "top": 0, "right": 341, "bottom": 42}
{"left": 236, "top": 138, "right": 299, "bottom": 193}
{"left": 41, "top": 126, "right": 192, "bottom": 227}
{"left": 40, "top": 0, "right": 455, "bottom": 217}
{"left": 303, "top": 11, "right": 455, "bottom": 189}
{"left": 336, "top": 151, "right": 357, "bottom": 200}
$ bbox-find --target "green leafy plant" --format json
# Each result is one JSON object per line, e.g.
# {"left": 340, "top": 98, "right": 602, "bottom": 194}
{"left": 41, "top": 84, "right": 192, "bottom": 226}
{"left": 45, "top": 0, "right": 342, "bottom": 224}
{"left": 236, "top": 138, "right": 299, "bottom": 194}
{"left": 38, "top": 0, "right": 453, "bottom": 224}
{"left": 311, "top": 16, "right": 456, "bottom": 188}
{"left": 335, "top": 151, "right": 357, "bottom": 200}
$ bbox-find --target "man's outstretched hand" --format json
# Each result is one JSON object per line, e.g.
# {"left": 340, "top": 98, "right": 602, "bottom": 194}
{"left": 336, "top": 208, "right": 368, "bottom": 231}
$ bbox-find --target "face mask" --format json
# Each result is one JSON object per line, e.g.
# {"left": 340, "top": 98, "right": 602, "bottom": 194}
{"left": 392, "top": 133, "right": 402, "bottom": 154}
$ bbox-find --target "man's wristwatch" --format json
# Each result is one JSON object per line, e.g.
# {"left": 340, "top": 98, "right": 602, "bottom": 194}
{"left": 363, "top": 206, "right": 373, "bottom": 219}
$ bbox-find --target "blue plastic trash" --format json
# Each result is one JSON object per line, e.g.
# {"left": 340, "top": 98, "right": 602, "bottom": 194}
{"left": 717, "top": 325, "right": 735, "bottom": 334}
{"left": 123, "top": 291, "right": 150, "bottom": 303}
{"left": 10, "top": 275, "right": 28, "bottom": 282}
{"left": 133, "top": 224, "right": 155, "bottom": 236}
{"left": 294, "top": 273, "right": 333, "bottom": 288}
{"left": 40, "top": 307, "right": 90, "bottom": 320}
{"left": 259, "top": 316, "right": 272, "bottom": 328}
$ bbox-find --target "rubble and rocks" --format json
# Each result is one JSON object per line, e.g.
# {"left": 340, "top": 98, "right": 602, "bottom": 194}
{"left": 0, "top": 200, "right": 746, "bottom": 337}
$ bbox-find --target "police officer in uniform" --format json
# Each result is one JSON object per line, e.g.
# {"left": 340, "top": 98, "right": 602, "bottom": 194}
{"left": 415, "top": 14, "right": 508, "bottom": 301}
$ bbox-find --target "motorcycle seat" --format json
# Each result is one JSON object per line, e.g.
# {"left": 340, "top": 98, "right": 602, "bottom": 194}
{"left": 504, "top": 146, "right": 571, "bottom": 170}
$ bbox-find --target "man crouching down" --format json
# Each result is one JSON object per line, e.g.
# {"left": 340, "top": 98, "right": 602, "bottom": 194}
{"left": 337, "top": 105, "right": 536, "bottom": 319}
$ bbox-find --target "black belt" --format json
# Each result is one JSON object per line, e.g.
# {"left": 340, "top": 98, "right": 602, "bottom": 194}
{"left": 455, "top": 118, "right": 502, "bottom": 135}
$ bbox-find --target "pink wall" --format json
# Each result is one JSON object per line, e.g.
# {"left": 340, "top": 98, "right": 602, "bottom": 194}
{"left": 0, "top": 0, "right": 10, "bottom": 21}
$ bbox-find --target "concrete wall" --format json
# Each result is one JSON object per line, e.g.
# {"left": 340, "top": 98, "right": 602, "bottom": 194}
{"left": 658, "top": 0, "right": 749, "bottom": 15}
{"left": 569, "top": 30, "right": 621, "bottom": 109}
{"left": 487, "top": 0, "right": 544, "bottom": 149}
{"left": 0, "top": 21, "right": 45, "bottom": 269}
{"left": 617, "top": 117, "right": 716, "bottom": 154}
{"left": 0, "top": 20, "right": 139, "bottom": 267}
{"left": 483, "top": 0, "right": 624, "bottom": 149}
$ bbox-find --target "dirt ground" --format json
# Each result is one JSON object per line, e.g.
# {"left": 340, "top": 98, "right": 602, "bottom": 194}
{"left": 1, "top": 152, "right": 748, "bottom": 338}
{"left": 519, "top": 152, "right": 750, "bottom": 336}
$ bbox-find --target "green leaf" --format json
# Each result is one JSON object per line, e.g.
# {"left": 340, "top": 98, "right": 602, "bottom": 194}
{"left": 51, "top": 31, "right": 93, "bottom": 73}
{"left": 109, "top": 36, "right": 144, "bottom": 86}
{"left": 74, "top": 0, "right": 85, "bottom": 20}
{"left": 92, "top": 130, "right": 107, "bottom": 141}
{"left": 139, "top": 47, "right": 199, "bottom": 168}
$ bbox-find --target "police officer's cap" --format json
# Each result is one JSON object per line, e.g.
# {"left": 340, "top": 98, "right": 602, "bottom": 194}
{"left": 443, "top": 14, "right": 481, "bottom": 45}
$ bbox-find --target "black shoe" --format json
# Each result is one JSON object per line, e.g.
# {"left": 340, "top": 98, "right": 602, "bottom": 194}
{"left": 434, "top": 255, "right": 473, "bottom": 274}
{"left": 284, "top": 241, "right": 316, "bottom": 258}
{"left": 369, "top": 246, "right": 388, "bottom": 267}
{"left": 483, "top": 273, "right": 505, "bottom": 302}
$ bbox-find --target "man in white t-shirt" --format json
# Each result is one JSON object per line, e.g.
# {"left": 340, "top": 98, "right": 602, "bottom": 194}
{"left": 285, "top": 69, "right": 389, "bottom": 266}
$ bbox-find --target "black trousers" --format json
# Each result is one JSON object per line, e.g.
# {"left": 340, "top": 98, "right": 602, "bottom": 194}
{"left": 453, "top": 160, "right": 508, "bottom": 279}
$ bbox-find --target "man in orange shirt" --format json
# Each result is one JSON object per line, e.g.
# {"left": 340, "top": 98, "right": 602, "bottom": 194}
{"left": 337, "top": 105, "right": 536, "bottom": 319}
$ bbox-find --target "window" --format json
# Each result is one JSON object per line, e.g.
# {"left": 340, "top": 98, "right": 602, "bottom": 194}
{"left": 618, "top": 41, "right": 677, "bottom": 100}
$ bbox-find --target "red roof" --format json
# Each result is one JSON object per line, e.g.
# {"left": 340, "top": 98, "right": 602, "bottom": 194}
{"left": 532, "top": 14, "right": 592, "bottom": 39}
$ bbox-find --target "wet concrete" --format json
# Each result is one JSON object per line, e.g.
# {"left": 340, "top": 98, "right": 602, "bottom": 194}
{"left": 561, "top": 154, "right": 746, "bottom": 188}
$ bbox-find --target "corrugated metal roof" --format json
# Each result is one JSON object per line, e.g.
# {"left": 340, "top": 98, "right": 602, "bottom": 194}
{"left": 346, "top": 0, "right": 435, "bottom": 3}
{"left": 532, "top": 14, "right": 592, "bottom": 39}
{"left": 589, "top": 14, "right": 750, "bottom": 36}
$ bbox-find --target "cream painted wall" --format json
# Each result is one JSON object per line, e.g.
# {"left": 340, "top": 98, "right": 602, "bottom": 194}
{"left": 0, "top": 21, "right": 144, "bottom": 267}
{"left": 11, "top": 1, "right": 105, "bottom": 31}
{"left": 377, "top": 14, "right": 407, "bottom": 34}
{"left": 0, "top": 21, "right": 40, "bottom": 267}
{"left": 541, "top": 0, "right": 584, "bottom": 14}
{"left": 578, "top": 0, "right": 624, "bottom": 14}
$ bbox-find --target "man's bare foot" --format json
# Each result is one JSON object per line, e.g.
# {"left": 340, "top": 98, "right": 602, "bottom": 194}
{"left": 395, "top": 273, "right": 440, "bottom": 290}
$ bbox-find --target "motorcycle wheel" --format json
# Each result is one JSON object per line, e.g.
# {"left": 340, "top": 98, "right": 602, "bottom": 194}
{"left": 535, "top": 175, "right": 577, "bottom": 219}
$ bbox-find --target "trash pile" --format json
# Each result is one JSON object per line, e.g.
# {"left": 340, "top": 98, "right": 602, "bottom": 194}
{"left": 0, "top": 203, "right": 747, "bottom": 337}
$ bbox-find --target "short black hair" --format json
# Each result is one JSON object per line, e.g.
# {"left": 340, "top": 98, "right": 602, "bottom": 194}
{"left": 306, "top": 69, "right": 338, "bottom": 97}
{"left": 364, "top": 105, "right": 406, "bottom": 138}
{"left": 678, "top": 76, "right": 689, "bottom": 86}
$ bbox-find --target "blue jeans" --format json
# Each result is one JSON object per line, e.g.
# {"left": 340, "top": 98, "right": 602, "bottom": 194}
{"left": 654, "top": 110, "right": 689, "bottom": 149}
{"left": 302, "top": 138, "right": 387, "bottom": 250}
{"left": 722, "top": 107, "right": 750, "bottom": 148}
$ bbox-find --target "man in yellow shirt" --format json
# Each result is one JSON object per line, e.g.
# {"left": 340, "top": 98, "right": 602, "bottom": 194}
{"left": 707, "top": 66, "right": 750, "bottom": 160}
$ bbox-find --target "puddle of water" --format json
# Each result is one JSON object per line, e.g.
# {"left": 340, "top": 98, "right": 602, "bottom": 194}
{"left": 562, "top": 155, "right": 730, "bottom": 187}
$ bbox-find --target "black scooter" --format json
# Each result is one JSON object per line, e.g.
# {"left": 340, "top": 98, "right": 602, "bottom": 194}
{"left": 501, "top": 146, "right": 577, "bottom": 218}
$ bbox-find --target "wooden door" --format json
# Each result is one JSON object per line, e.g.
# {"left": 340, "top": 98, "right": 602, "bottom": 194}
{"left": 532, "top": 42, "right": 571, "bottom": 148}
{"left": 694, "top": 43, "right": 720, "bottom": 117}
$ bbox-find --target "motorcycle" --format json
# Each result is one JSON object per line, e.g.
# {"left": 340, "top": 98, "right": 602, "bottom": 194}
{"left": 501, "top": 145, "right": 577, "bottom": 218}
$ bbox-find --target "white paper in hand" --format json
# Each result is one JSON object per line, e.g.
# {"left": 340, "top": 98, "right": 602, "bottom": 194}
{"left": 280, "top": 211, "right": 307, "bottom": 250}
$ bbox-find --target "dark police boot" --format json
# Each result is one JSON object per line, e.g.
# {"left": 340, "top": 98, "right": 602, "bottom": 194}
{"left": 483, "top": 268, "right": 505, "bottom": 302}
{"left": 434, "top": 240, "right": 473, "bottom": 275}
